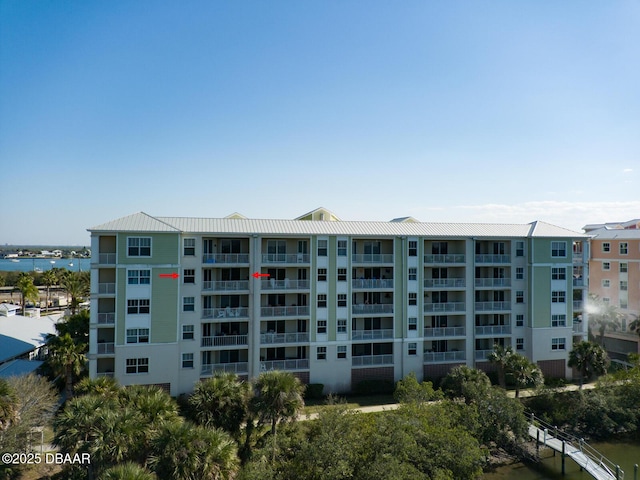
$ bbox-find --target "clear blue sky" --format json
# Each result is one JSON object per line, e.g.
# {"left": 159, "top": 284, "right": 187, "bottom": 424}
{"left": 1, "top": 1, "right": 639, "bottom": 245}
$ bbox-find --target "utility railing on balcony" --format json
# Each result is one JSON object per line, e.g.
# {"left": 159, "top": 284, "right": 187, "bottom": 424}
{"left": 352, "top": 329, "right": 394, "bottom": 340}
{"left": 351, "top": 254, "right": 394, "bottom": 264}
{"left": 96, "top": 342, "right": 115, "bottom": 355}
{"left": 352, "top": 354, "right": 394, "bottom": 366}
{"left": 475, "top": 301, "right": 510, "bottom": 311}
{"left": 423, "top": 326, "right": 466, "bottom": 337}
{"left": 423, "top": 302, "right": 465, "bottom": 313}
{"left": 424, "top": 278, "right": 466, "bottom": 289}
{"left": 97, "top": 313, "right": 115, "bottom": 324}
{"left": 261, "top": 254, "right": 310, "bottom": 264}
{"left": 96, "top": 372, "right": 115, "bottom": 378}
{"left": 474, "top": 278, "right": 511, "bottom": 288}
{"left": 260, "top": 306, "right": 310, "bottom": 317}
{"left": 202, "top": 280, "right": 249, "bottom": 292}
{"left": 573, "top": 278, "right": 585, "bottom": 287}
{"left": 202, "top": 307, "right": 249, "bottom": 319}
{"left": 260, "top": 332, "right": 309, "bottom": 344}
{"left": 261, "top": 359, "right": 309, "bottom": 371}
{"left": 573, "top": 322, "right": 584, "bottom": 334}
{"left": 352, "top": 279, "right": 394, "bottom": 289}
{"left": 475, "top": 254, "right": 511, "bottom": 263}
{"left": 97, "top": 253, "right": 116, "bottom": 264}
{"left": 261, "top": 279, "right": 310, "bottom": 290}
{"left": 475, "top": 325, "right": 511, "bottom": 335}
{"left": 475, "top": 349, "right": 494, "bottom": 361}
{"left": 424, "top": 254, "right": 465, "bottom": 264}
{"left": 98, "top": 283, "right": 116, "bottom": 294}
{"left": 352, "top": 304, "right": 394, "bottom": 315}
{"left": 201, "top": 335, "right": 248, "bottom": 347}
{"left": 424, "top": 351, "right": 465, "bottom": 363}
{"left": 201, "top": 362, "right": 248, "bottom": 375}
{"left": 203, "top": 253, "right": 250, "bottom": 264}
{"left": 573, "top": 301, "right": 583, "bottom": 310}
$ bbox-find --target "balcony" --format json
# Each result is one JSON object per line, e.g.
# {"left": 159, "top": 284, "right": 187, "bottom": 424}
{"left": 352, "top": 354, "right": 394, "bottom": 366}
{"left": 352, "top": 304, "right": 394, "bottom": 315}
{"left": 424, "top": 278, "right": 466, "bottom": 289}
{"left": 352, "top": 329, "right": 394, "bottom": 340}
{"left": 351, "top": 254, "right": 394, "bottom": 264}
{"left": 261, "top": 359, "right": 309, "bottom": 371}
{"left": 202, "top": 307, "right": 249, "bottom": 319}
{"left": 424, "top": 351, "right": 465, "bottom": 363}
{"left": 475, "top": 325, "right": 511, "bottom": 335}
{"left": 573, "top": 278, "right": 585, "bottom": 287}
{"left": 352, "top": 279, "right": 394, "bottom": 289}
{"left": 96, "top": 342, "right": 115, "bottom": 355}
{"left": 260, "top": 306, "right": 310, "bottom": 317}
{"left": 423, "top": 326, "right": 466, "bottom": 338}
{"left": 573, "top": 322, "right": 585, "bottom": 334}
{"left": 97, "top": 313, "right": 115, "bottom": 324}
{"left": 203, "top": 253, "right": 250, "bottom": 264}
{"left": 201, "top": 335, "right": 248, "bottom": 347}
{"left": 261, "top": 279, "right": 310, "bottom": 290}
{"left": 475, "top": 350, "right": 494, "bottom": 361}
{"left": 97, "top": 253, "right": 116, "bottom": 265}
{"left": 201, "top": 362, "right": 248, "bottom": 375}
{"left": 424, "top": 254, "right": 465, "bottom": 264}
{"left": 98, "top": 283, "right": 116, "bottom": 295}
{"left": 474, "top": 301, "right": 510, "bottom": 311}
{"left": 475, "top": 255, "right": 510, "bottom": 264}
{"left": 423, "top": 302, "right": 465, "bottom": 313}
{"left": 573, "top": 301, "right": 583, "bottom": 310}
{"left": 202, "top": 280, "right": 249, "bottom": 292}
{"left": 261, "top": 254, "right": 310, "bottom": 264}
{"left": 474, "top": 278, "right": 511, "bottom": 288}
{"left": 96, "top": 372, "right": 115, "bottom": 378}
{"left": 260, "top": 332, "right": 309, "bottom": 344}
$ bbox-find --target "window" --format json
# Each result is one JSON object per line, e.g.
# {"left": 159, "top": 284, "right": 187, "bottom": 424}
{"left": 516, "top": 314, "right": 524, "bottom": 327}
{"left": 516, "top": 338, "right": 524, "bottom": 350}
{"left": 182, "top": 325, "right": 194, "bottom": 340}
{"left": 183, "top": 238, "right": 195, "bottom": 256}
{"left": 620, "top": 281, "right": 628, "bottom": 291}
{"left": 603, "top": 262, "right": 610, "bottom": 271}
{"left": 551, "top": 314, "right": 566, "bottom": 327}
{"left": 408, "top": 292, "right": 417, "bottom": 306}
{"left": 182, "top": 353, "right": 194, "bottom": 369}
{"left": 183, "top": 269, "right": 195, "bottom": 284}
{"left": 620, "top": 263, "right": 628, "bottom": 273}
{"left": 317, "top": 268, "right": 327, "bottom": 282}
{"left": 318, "top": 240, "right": 328, "bottom": 256}
{"left": 516, "top": 291, "right": 524, "bottom": 303}
{"left": 337, "top": 240, "right": 347, "bottom": 256}
{"left": 338, "top": 294, "right": 347, "bottom": 307}
{"left": 183, "top": 297, "right": 195, "bottom": 312}
{"left": 602, "top": 279, "right": 610, "bottom": 288}
{"left": 620, "top": 242, "right": 628, "bottom": 255}
{"left": 126, "top": 328, "right": 150, "bottom": 344}
{"left": 552, "top": 268, "right": 566, "bottom": 280}
{"left": 408, "top": 241, "right": 417, "bottom": 256}
{"left": 317, "top": 319, "right": 327, "bottom": 334}
{"left": 128, "top": 269, "right": 151, "bottom": 285}
{"left": 516, "top": 267, "right": 524, "bottom": 280}
{"left": 128, "top": 237, "right": 151, "bottom": 257}
{"left": 551, "top": 291, "right": 566, "bottom": 303}
{"left": 337, "top": 345, "right": 347, "bottom": 359}
{"left": 551, "top": 242, "right": 566, "bottom": 257}
{"left": 552, "top": 338, "right": 566, "bottom": 350}
{"left": 317, "top": 346, "right": 327, "bottom": 360}
{"left": 127, "top": 299, "right": 150, "bottom": 314}
{"left": 603, "top": 297, "right": 610, "bottom": 304}
{"left": 126, "top": 358, "right": 149, "bottom": 374}
{"left": 337, "top": 319, "right": 347, "bottom": 334}
{"left": 516, "top": 241, "right": 524, "bottom": 257}
{"left": 408, "top": 268, "right": 417, "bottom": 281}
{"left": 602, "top": 242, "right": 610, "bottom": 253}
{"left": 621, "top": 299, "right": 628, "bottom": 309}
{"left": 317, "top": 294, "right": 327, "bottom": 308}
{"left": 408, "top": 317, "right": 417, "bottom": 331}
{"left": 408, "top": 343, "right": 417, "bottom": 355}
{"left": 337, "top": 268, "right": 347, "bottom": 282}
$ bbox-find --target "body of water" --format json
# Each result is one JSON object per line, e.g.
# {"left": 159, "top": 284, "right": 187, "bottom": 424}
{"left": 0, "top": 257, "right": 91, "bottom": 272}
{"left": 484, "top": 440, "right": 640, "bottom": 479}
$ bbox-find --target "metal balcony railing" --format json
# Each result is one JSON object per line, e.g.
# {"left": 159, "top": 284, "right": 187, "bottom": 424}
{"left": 202, "top": 280, "right": 249, "bottom": 291}
{"left": 203, "top": 253, "right": 250, "bottom": 264}
{"left": 423, "top": 326, "right": 465, "bottom": 337}
{"left": 261, "top": 254, "right": 310, "bottom": 264}
{"left": 202, "top": 307, "right": 249, "bottom": 319}
{"left": 351, "top": 254, "right": 394, "bottom": 264}
{"left": 424, "top": 278, "right": 466, "bottom": 288}
{"left": 352, "top": 304, "right": 394, "bottom": 315}
{"left": 423, "top": 351, "right": 465, "bottom": 362}
{"left": 260, "top": 332, "right": 309, "bottom": 344}
{"left": 261, "top": 279, "right": 310, "bottom": 290}
{"left": 475, "top": 325, "right": 511, "bottom": 335}
{"left": 260, "top": 306, "right": 310, "bottom": 317}
{"left": 475, "top": 301, "right": 510, "bottom": 311}
{"left": 423, "top": 254, "right": 465, "bottom": 264}
{"left": 201, "top": 335, "right": 248, "bottom": 347}
{"left": 351, "top": 329, "right": 394, "bottom": 340}
{"left": 352, "top": 355, "right": 394, "bottom": 366}
{"left": 474, "top": 278, "right": 511, "bottom": 287}
{"left": 97, "top": 253, "right": 116, "bottom": 264}
{"left": 475, "top": 254, "right": 511, "bottom": 263}
{"left": 201, "top": 362, "right": 248, "bottom": 375}
{"left": 261, "top": 359, "right": 309, "bottom": 371}
{"left": 423, "top": 302, "right": 465, "bottom": 313}
{"left": 96, "top": 342, "right": 115, "bottom": 354}
{"left": 352, "top": 279, "right": 394, "bottom": 289}
{"left": 98, "top": 283, "right": 116, "bottom": 294}
{"left": 97, "top": 313, "right": 115, "bottom": 324}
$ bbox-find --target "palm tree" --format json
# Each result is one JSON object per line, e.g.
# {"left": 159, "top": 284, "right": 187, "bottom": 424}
{"left": 505, "top": 354, "right": 543, "bottom": 397}
{"left": 41, "top": 270, "right": 57, "bottom": 313}
{"left": 99, "top": 463, "right": 157, "bottom": 480}
{"left": 588, "top": 295, "right": 624, "bottom": 346}
{"left": 61, "top": 271, "right": 90, "bottom": 314}
{"left": 188, "top": 373, "right": 251, "bottom": 439}
{"left": 75, "top": 376, "right": 120, "bottom": 397}
{"left": 487, "top": 344, "right": 514, "bottom": 388}
{"left": 440, "top": 366, "right": 492, "bottom": 404}
{"left": 47, "top": 333, "right": 87, "bottom": 399}
{"left": 15, "top": 273, "right": 39, "bottom": 315}
{"left": 568, "top": 341, "right": 610, "bottom": 388}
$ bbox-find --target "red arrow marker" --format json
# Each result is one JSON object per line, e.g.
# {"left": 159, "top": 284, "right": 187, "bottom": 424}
{"left": 252, "top": 272, "right": 270, "bottom": 278}
{"left": 159, "top": 273, "right": 180, "bottom": 279}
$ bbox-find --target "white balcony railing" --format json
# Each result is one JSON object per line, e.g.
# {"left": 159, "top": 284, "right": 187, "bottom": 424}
{"left": 573, "top": 278, "right": 585, "bottom": 287}
{"left": 260, "top": 306, "right": 310, "bottom": 317}
{"left": 261, "top": 359, "right": 309, "bottom": 371}
{"left": 97, "top": 253, "right": 116, "bottom": 264}
{"left": 474, "top": 301, "right": 510, "bottom": 311}
{"left": 201, "top": 335, "right": 248, "bottom": 347}
{"left": 474, "top": 278, "right": 511, "bottom": 288}
{"left": 96, "top": 342, "right": 115, "bottom": 354}
{"left": 424, "top": 278, "right": 466, "bottom": 289}
{"left": 475, "top": 325, "right": 511, "bottom": 335}
{"left": 423, "top": 351, "right": 465, "bottom": 363}
{"left": 96, "top": 372, "right": 115, "bottom": 378}
{"left": 202, "top": 307, "right": 249, "bottom": 319}
{"left": 261, "top": 279, "right": 310, "bottom": 290}
{"left": 352, "top": 279, "right": 394, "bottom": 289}
{"left": 475, "top": 350, "right": 494, "bottom": 361}
{"left": 352, "top": 355, "right": 394, "bottom": 366}
{"left": 202, "top": 280, "right": 249, "bottom": 292}
{"left": 475, "top": 254, "right": 511, "bottom": 263}
{"left": 424, "top": 254, "right": 465, "bottom": 264}
{"left": 351, "top": 254, "right": 394, "bottom": 264}
{"left": 98, "top": 283, "right": 116, "bottom": 294}
{"left": 97, "top": 313, "right": 115, "bottom": 324}
{"left": 352, "top": 304, "right": 394, "bottom": 315}
{"left": 423, "top": 326, "right": 465, "bottom": 337}
{"left": 201, "top": 362, "right": 248, "bottom": 375}
{"left": 423, "top": 302, "right": 465, "bottom": 313}
{"left": 260, "top": 332, "right": 309, "bottom": 344}
{"left": 351, "top": 329, "right": 394, "bottom": 340}
{"left": 261, "top": 254, "right": 310, "bottom": 264}
{"left": 203, "top": 253, "right": 250, "bottom": 264}
{"left": 573, "top": 301, "right": 583, "bottom": 310}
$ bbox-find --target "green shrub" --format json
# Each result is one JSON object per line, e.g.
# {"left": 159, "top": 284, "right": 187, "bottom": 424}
{"left": 304, "top": 383, "right": 324, "bottom": 399}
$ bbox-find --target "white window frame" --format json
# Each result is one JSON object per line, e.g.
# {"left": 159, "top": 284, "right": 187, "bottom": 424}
{"left": 183, "top": 296, "right": 195, "bottom": 312}
{"left": 127, "top": 299, "right": 150, "bottom": 314}
{"left": 408, "top": 292, "right": 417, "bottom": 306}
{"left": 126, "top": 358, "right": 149, "bottom": 374}
{"left": 317, "top": 268, "right": 327, "bottom": 282}
{"left": 408, "top": 267, "right": 417, "bottom": 281}
{"left": 620, "top": 280, "right": 628, "bottom": 291}
{"left": 620, "top": 262, "right": 628, "bottom": 273}
{"left": 337, "top": 268, "right": 347, "bottom": 281}
{"left": 337, "top": 345, "right": 347, "bottom": 359}
{"left": 337, "top": 240, "right": 347, "bottom": 256}
{"left": 408, "top": 241, "right": 417, "bottom": 256}
{"left": 551, "top": 314, "right": 566, "bottom": 327}
{"left": 126, "top": 328, "right": 150, "bottom": 344}
{"left": 408, "top": 317, "right": 417, "bottom": 331}
{"left": 516, "top": 338, "right": 524, "bottom": 350}
{"left": 337, "top": 294, "right": 347, "bottom": 307}
{"left": 317, "top": 294, "right": 327, "bottom": 308}
{"left": 551, "top": 267, "right": 566, "bottom": 280}
{"left": 551, "top": 241, "right": 566, "bottom": 257}
{"left": 602, "top": 279, "right": 610, "bottom": 288}
{"left": 516, "top": 291, "right": 524, "bottom": 303}
{"left": 603, "top": 262, "right": 611, "bottom": 271}
{"left": 182, "top": 353, "right": 194, "bottom": 369}
{"left": 516, "top": 267, "right": 524, "bottom": 280}
{"left": 318, "top": 240, "right": 328, "bottom": 256}
{"left": 408, "top": 343, "right": 417, "bottom": 355}
{"left": 516, "top": 314, "right": 524, "bottom": 327}
{"left": 317, "top": 319, "right": 327, "bottom": 334}
{"left": 337, "top": 319, "right": 347, "bottom": 333}
{"left": 182, "top": 325, "right": 194, "bottom": 340}
{"left": 602, "top": 242, "right": 610, "bottom": 253}
{"left": 551, "top": 338, "right": 566, "bottom": 350}
{"left": 127, "top": 237, "right": 151, "bottom": 257}
{"left": 128, "top": 269, "right": 151, "bottom": 285}
{"left": 620, "top": 242, "right": 628, "bottom": 255}
{"left": 183, "top": 269, "right": 195, "bottom": 284}
{"left": 317, "top": 346, "right": 327, "bottom": 360}
{"left": 183, "top": 238, "right": 196, "bottom": 256}
{"left": 551, "top": 291, "right": 566, "bottom": 303}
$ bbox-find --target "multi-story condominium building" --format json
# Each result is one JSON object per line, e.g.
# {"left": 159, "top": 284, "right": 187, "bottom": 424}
{"left": 585, "top": 219, "right": 640, "bottom": 364}
{"left": 88, "top": 208, "right": 589, "bottom": 396}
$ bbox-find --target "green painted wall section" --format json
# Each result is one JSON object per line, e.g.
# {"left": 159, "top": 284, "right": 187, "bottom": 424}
{"left": 531, "top": 265, "right": 551, "bottom": 327}
{"left": 531, "top": 238, "right": 573, "bottom": 264}
{"left": 117, "top": 233, "right": 179, "bottom": 265}
{"left": 151, "top": 267, "right": 179, "bottom": 343}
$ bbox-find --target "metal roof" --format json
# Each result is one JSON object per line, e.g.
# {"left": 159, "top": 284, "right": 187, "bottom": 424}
{"left": 588, "top": 227, "right": 640, "bottom": 240}
{"left": 89, "top": 212, "right": 587, "bottom": 238}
